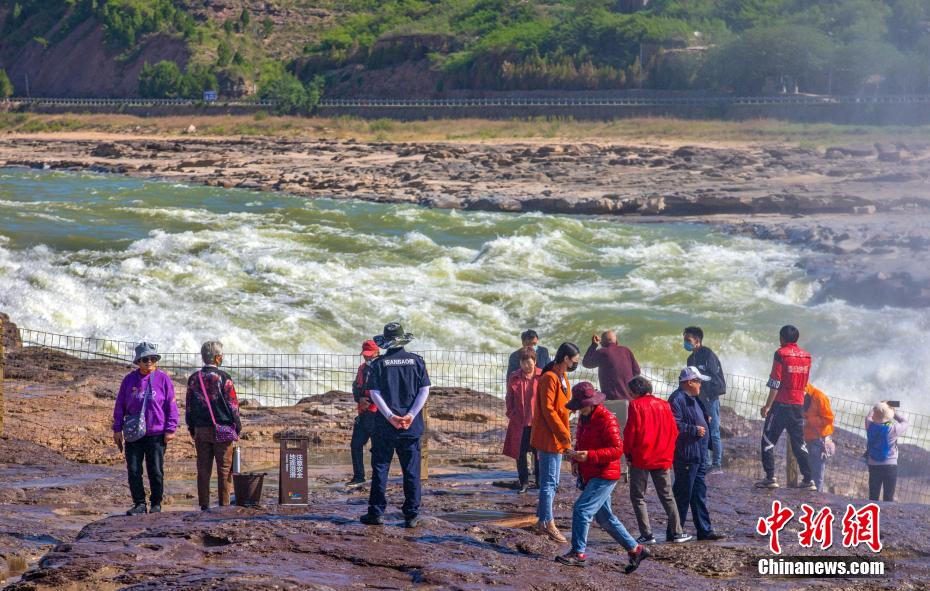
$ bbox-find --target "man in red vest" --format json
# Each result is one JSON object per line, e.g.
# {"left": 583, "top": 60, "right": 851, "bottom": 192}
{"left": 756, "top": 325, "right": 815, "bottom": 490}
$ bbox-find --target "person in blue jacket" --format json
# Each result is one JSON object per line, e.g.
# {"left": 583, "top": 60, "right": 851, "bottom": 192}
{"left": 668, "top": 366, "right": 725, "bottom": 542}
{"left": 360, "top": 322, "right": 431, "bottom": 529}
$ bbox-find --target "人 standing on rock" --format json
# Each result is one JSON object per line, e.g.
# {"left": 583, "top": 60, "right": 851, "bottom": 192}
{"left": 624, "top": 376, "right": 691, "bottom": 545}
{"left": 669, "top": 367, "right": 725, "bottom": 541}
{"left": 557, "top": 382, "right": 651, "bottom": 572}
{"left": 683, "top": 326, "right": 726, "bottom": 474}
{"left": 581, "top": 330, "right": 640, "bottom": 467}
{"left": 530, "top": 342, "right": 580, "bottom": 544}
{"left": 360, "top": 323, "right": 430, "bottom": 529}
{"left": 348, "top": 339, "right": 380, "bottom": 486}
{"left": 756, "top": 325, "right": 816, "bottom": 491}
{"left": 803, "top": 383, "right": 835, "bottom": 492}
{"left": 865, "top": 401, "right": 908, "bottom": 502}
{"left": 503, "top": 346, "right": 541, "bottom": 493}
{"left": 186, "top": 341, "right": 241, "bottom": 511}
{"left": 112, "top": 342, "right": 179, "bottom": 516}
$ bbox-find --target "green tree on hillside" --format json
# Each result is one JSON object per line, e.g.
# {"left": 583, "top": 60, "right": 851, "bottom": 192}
{"left": 0, "top": 69, "right": 14, "bottom": 99}
{"left": 704, "top": 24, "right": 834, "bottom": 93}
{"left": 138, "top": 60, "right": 183, "bottom": 98}
{"left": 217, "top": 41, "right": 233, "bottom": 67}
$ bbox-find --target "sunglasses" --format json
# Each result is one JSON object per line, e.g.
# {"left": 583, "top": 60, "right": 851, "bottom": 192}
{"left": 139, "top": 356, "right": 158, "bottom": 364}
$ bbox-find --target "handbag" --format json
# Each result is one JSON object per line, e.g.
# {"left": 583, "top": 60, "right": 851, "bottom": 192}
{"left": 198, "top": 370, "right": 239, "bottom": 443}
{"left": 122, "top": 376, "right": 152, "bottom": 443}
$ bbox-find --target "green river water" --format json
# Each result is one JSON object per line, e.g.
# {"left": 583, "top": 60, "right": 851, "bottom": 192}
{"left": 0, "top": 168, "right": 926, "bottom": 411}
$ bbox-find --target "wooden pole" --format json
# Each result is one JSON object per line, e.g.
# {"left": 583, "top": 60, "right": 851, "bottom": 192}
{"left": 786, "top": 438, "right": 799, "bottom": 488}
{"left": 0, "top": 316, "right": 5, "bottom": 438}
{"left": 420, "top": 400, "right": 429, "bottom": 481}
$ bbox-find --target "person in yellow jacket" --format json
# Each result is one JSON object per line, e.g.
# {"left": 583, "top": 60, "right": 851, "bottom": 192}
{"left": 803, "top": 383, "right": 835, "bottom": 492}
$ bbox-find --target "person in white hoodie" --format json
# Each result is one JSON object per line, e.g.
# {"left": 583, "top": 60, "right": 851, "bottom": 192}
{"left": 865, "top": 401, "right": 909, "bottom": 502}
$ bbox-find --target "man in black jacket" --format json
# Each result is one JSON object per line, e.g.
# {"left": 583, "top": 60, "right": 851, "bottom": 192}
{"left": 684, "top": 327, "right": 726, "bottom": 474}
{"left": 506, "top": 329, "right": 551, "bottom": 379}
{"left": 361, "top": 323, "right": 431, "bottom": 529}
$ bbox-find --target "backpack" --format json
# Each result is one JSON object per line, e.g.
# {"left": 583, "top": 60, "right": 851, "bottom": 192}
{"left": 867, "top": 422, "right": 893, "bottom": 462}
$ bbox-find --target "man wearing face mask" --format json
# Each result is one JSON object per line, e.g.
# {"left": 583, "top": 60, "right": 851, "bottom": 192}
{"left": 683, "top": 327, "right": 726, "bottom": 474}
{"left": 507, "top": 330, "right": 551, "bottom": 382}
{"left": 348, "top": 339, "right": 380, "bottom": 486}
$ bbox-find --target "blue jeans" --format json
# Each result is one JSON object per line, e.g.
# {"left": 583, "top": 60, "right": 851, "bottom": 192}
{"left": 571, "top": 477, "right": 638, "bottom": 555}
{"left": 536, "top": 451, "right": 562, "bottom": 523}
{"left": 704, "top": 398, "right": 722, "bottom": 469}
{"left": 672, "top": 459, "right": 713, "bottom": 538}
{"left": 807, "top": 437, "right": 826, "bottom": 491}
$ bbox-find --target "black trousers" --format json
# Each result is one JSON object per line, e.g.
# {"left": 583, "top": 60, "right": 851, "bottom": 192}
{"left": 125, "top": 434, "right": 166, "bottom": 506}
{"left": 368, "top": 427, "right": 421, "bottom": 519}
{"left": 350, "top": 412, "right": 377, "bottom": 480}
{"left": 761, "top": 402, "right": 812, "bottom": 482}
{"left": 868, "top": 464, "right": 897, "bottom": 502}
{"left": 516, "top": 426, "right": 539, "bottom": 486}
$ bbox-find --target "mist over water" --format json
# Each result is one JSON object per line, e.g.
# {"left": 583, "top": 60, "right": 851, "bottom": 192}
{"left": 0, "top": 168, "right": 927, "bottom": 413}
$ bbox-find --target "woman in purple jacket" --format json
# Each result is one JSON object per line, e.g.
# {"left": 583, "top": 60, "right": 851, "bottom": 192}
{"left": 112, "top": 342, "right": 179, "bottom": 516}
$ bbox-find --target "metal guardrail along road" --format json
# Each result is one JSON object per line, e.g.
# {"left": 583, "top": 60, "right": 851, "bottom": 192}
{"left": 8, "top": 94, "right": 930, "bottom": 110}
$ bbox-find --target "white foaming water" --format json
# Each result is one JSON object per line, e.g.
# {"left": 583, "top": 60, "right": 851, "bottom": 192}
{"left": 0, "top": 168, "right": 928, "bottom": 413}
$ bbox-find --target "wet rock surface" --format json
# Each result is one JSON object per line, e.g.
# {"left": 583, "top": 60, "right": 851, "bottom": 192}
{"left": 1, "top": 135, "right": 928, "bottom": 309}
{"left": 3, "top": 336, "right": 930, "bottom": 589}
{"left": 5, "top": 460, "right": 930, "bottom": 590}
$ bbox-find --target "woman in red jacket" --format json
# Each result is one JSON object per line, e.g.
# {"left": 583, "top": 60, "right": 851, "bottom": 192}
{"left": 557, "top": 382, "right": 651, "bottom": 572}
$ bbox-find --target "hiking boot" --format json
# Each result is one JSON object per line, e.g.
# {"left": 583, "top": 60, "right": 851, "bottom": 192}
{"left": 126, "top": 503, "right": 147, "bottom": 516}
{"left": 360, "top": 513, "right": 384, "bottom": 526}
{"left": 668, "top": 533, "right": 693, "bottom": 543}
{"left": 625, "top": 545, "right": 651, "bottom": 574}
{"left": 404, "top": 515, "right": 421, "bottom": 529}
{"left": 518, "top": 484, "right": 530, "bottom": 494}
{"left": 545, "top": 520, "right": 568, "bottom": 543}
{"left": 346, "top": 477, "right": 366, "bottom": 486}
{"left": 755, "top": 478, "right": 779, "bottom": 489}
{"left": 636, "top": 534, "right": 657, "bottom": 545}
{"left": 708, "top": 467, "right": 724, "bottom": 476}
{"left": 149, "top": 504, "right": 162, "bottom": 514}
{"left": 795, "top": 479, "right": 817, "bottom": 491}
{"left": 697, "top": 532, "right": 726, "bottom": 541}
{"left": 555, "top": 550, "right": 587, "bottom": 567}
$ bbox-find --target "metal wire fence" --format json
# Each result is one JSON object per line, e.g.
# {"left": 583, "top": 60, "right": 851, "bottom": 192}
{"left": 9, "top": 326, "right": 930, "bottom": 504}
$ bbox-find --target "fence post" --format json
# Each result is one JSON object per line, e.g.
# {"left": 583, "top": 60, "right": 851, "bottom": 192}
{"left": 786, "top": 438, "right": 800, "bottom": 487}
{"left": 420, "top": 400, "right": 429, "bottom": 481}
{"left": 0, "top": 316, "right": 5, "bottom": 438}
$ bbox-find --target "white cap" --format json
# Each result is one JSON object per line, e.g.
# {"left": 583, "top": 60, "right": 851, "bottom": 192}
{"left": 679, "top": 366, "right": 711, "bottom": 383}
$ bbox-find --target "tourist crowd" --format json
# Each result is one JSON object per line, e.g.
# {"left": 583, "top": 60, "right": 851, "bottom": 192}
{"left": 111, "top": 322, "right": 908, "bottom": 573}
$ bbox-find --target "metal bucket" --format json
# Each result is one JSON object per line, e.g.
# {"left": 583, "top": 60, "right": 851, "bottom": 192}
{"left": 233, "top": 472, "right": 266, "bottom": 507}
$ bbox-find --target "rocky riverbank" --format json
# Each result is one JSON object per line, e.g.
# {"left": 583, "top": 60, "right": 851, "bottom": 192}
{"left": 2, "top": 133, "right": 929, "bottom": 308}
{"left": 3, "top": 310, "right": 930, "bottom": 588}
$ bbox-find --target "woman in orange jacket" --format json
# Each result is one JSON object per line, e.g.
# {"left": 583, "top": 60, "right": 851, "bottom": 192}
{"left": 530, "top": 342, "right": 581, "bottom": 543}
{"left": 803, "top": 383, "right": 835, "bottom": 492}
